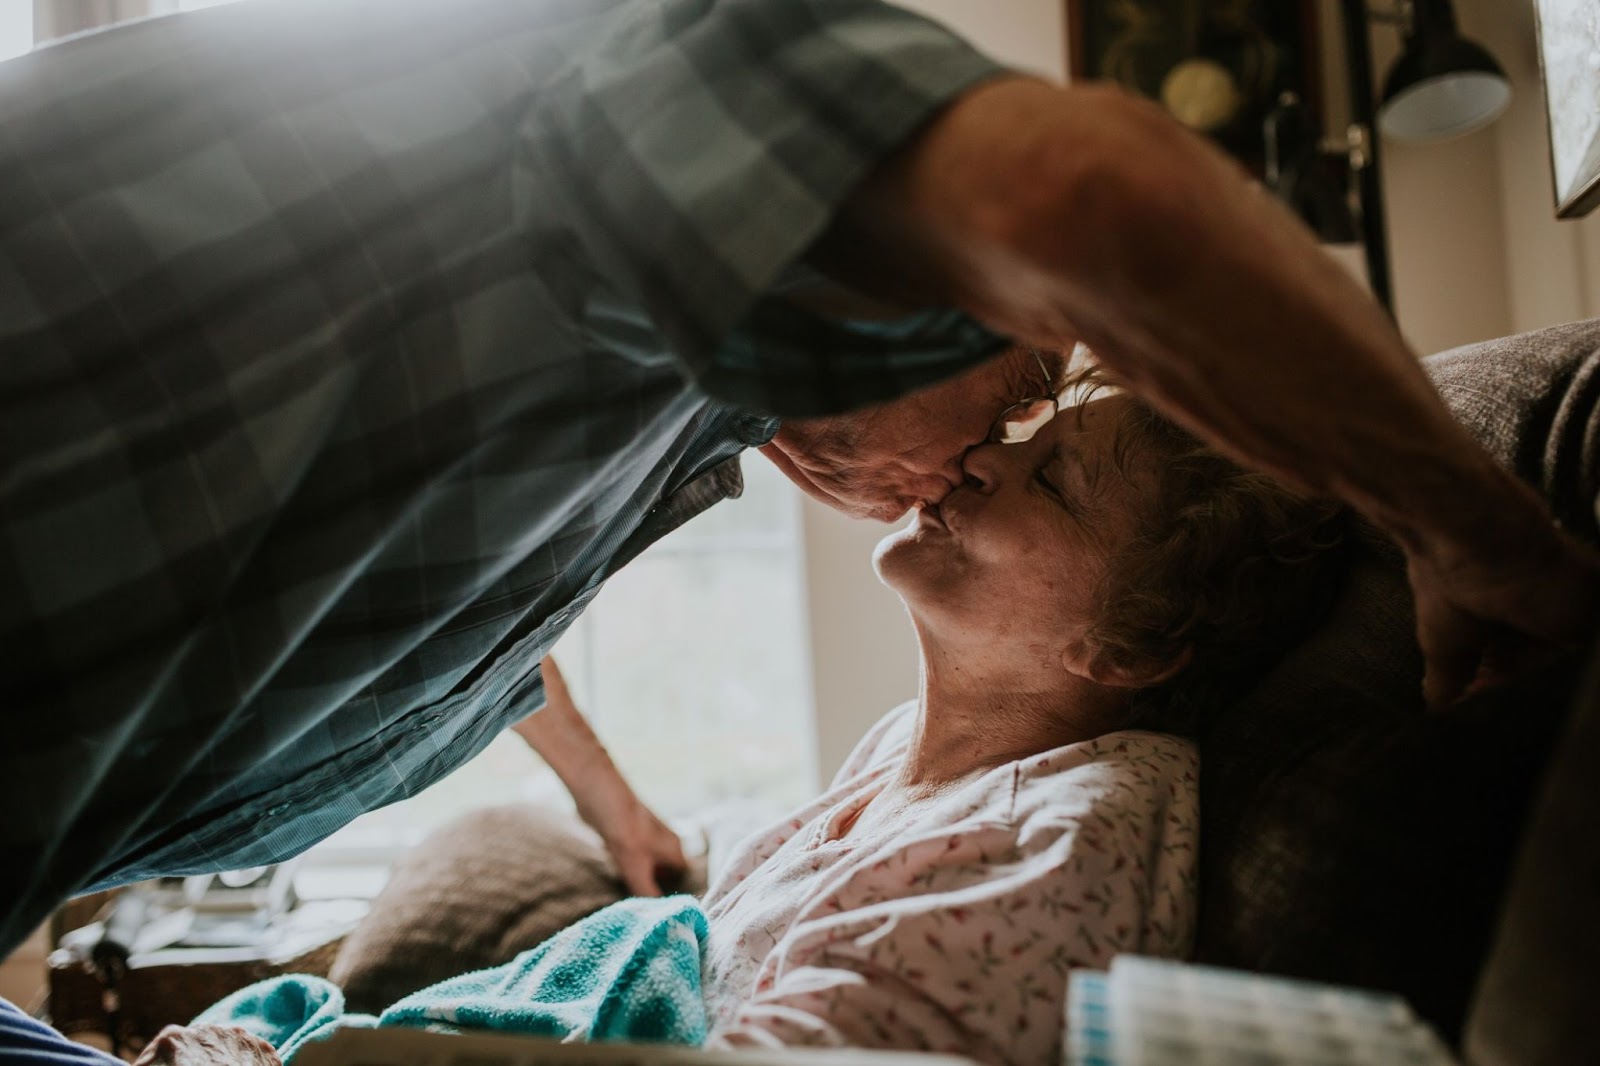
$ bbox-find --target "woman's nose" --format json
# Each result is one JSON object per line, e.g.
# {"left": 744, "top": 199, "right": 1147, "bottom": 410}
{"left": 960, "top": 441, "right": 1008, "bottom": 494}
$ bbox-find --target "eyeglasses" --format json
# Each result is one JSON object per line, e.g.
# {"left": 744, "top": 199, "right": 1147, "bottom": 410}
{"left": 987, "top": 350, "right": 1062, "bottom": 445}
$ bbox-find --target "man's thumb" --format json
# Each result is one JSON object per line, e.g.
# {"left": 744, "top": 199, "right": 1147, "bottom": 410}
{"left": 1418, "top": 608, "right": 1483, "bottom": 710}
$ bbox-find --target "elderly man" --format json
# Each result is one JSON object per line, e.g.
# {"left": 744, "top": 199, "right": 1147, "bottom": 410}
{"left": 0, "top": 0, "right": 1592, "bottom": 1011}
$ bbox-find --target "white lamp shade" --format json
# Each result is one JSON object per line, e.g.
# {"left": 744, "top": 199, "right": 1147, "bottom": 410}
{"left": 1380, "top": 70, "right": 1512, "bottom": 142}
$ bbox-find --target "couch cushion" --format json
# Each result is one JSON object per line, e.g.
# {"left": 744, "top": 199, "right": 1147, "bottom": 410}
{"left": 1195, "top": 318, "right": 1600, "bottom": 1039}
{"left": 327, "top": 807, "right": 627, "bottom": 1014}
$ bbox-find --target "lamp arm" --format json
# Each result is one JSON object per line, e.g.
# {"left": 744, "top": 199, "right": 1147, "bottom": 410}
{"left": 1365, "top": 3, "right": 1412, "bottom": 29}
{"left": 1339, "top": 0, "right": 1395, "bottom": 314}
{"left": 1410, "top": 0, "right": 1459, "bottom": 37}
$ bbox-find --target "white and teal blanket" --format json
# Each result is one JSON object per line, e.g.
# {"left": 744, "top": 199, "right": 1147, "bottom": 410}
{"left": 200, "top": 896, "right": 710, "bottom": 1062}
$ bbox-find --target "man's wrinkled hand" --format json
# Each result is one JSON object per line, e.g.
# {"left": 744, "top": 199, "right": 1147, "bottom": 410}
{"left": 532, "top": 656, "right": 689, "bottom": 896}
{"left": 581, "top": 791, "right": 690, "bottom": 898}
{"left": 1408, "top": 533, "right": 1600, "bottom": 709}
{"left": 132, "top": 1024, "right": 281, "bottom": 1066}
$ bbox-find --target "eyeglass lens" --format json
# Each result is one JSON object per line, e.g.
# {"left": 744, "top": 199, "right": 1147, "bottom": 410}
{"left": 989, "top": 396, "right": 1059, "bottom": 444}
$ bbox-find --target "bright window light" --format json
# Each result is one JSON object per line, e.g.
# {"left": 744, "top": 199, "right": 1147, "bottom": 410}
{"left": 0, "top": 3, "right": 32, "bottom": 61}
{"left": 320, "top": 456, "right": 816, "bottom": 853}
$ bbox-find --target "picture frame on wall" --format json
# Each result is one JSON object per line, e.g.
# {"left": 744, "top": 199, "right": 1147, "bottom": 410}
{"left": 1532, "top": 0, "right": 1600, "bottom": 219}
{"left": 1064, "top": 0, "right": 1322, "bottom": 176}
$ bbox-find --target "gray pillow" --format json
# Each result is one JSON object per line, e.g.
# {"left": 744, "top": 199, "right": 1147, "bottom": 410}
{"left": 1427, "top": 318, "right": 1600, "bottom": 544}
{"left": 1194, "top": 318, "right": 1600, "bottom": 1040}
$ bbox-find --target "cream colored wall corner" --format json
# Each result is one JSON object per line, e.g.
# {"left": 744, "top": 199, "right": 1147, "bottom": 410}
{"left": 893, "top": 0, "right": 1067, "bottom": 80}
{"left": 34, "top": 0, "right": 155, "bottom": 42}
{"left": 1470, "top": 0, "right": 1600, "bottom": 332}
{"left": 0, "top": 925, "right": 49, "bottom": 1013}
{"left": 798, "top": 501, "right": 920, "bottom": 785}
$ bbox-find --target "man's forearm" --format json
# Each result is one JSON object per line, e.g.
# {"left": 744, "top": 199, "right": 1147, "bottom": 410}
{"left": 816, "top": 76, "right": 1560, "bottom": 580}
{"left": 512, "top": 683, "right": 632, "bottom": 821}
{"left": 514, "top": 660, "right": 688, "bottom": 895}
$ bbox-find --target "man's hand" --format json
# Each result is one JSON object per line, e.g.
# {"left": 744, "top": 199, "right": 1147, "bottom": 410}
{"left": 573, "top": 778, "right": 690, "bottom": 898}
{"left": 132, "top": 1025, "right": 280, "bottom": 1066}
{"left": 1409, "top": 529, "right": 1600, "bottom": 709}
{"left": 514, "top": 657, "right": 688, "bottom": 896}
{"left": 761, "top": 345, "right": 1051, "bottom": 522}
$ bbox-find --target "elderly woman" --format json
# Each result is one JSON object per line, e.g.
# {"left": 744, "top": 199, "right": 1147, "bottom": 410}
{"left": 122, "top": 363, "right": 1345, "bottom": 1066}
{"left": 692, "top": 372, "right": 1344, "bottom": 1061}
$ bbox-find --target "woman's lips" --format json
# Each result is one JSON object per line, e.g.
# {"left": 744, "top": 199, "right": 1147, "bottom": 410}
{"left": 918, "top": 502, "right": 947, "bottom": 531}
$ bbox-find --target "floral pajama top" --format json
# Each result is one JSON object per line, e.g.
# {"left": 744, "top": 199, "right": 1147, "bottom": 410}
{"left": 700, "top": 702, "right": 1199, "bottom": 1065}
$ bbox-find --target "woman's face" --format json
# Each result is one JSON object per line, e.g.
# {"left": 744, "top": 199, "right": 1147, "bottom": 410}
{"left": 874, "top": 395, "right": 1150, "bottom": 654}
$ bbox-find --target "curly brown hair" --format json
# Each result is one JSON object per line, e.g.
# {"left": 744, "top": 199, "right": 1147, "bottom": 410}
{"left": 1072, "top": 379, "right": 1351, "bottom": 734}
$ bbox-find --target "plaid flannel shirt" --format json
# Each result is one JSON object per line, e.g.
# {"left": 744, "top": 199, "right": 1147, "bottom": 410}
{"left": 0, "top": 0, "right": 1006, "bottom": 951}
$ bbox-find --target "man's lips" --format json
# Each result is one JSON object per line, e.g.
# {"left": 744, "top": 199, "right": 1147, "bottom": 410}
{"left": 917, "top": 501, "right": 947, "bottom": 531}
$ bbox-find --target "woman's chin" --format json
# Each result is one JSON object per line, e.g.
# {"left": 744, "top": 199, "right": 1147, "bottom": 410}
{"left": 872, "top": 519, "right": 944, "bottom": 590}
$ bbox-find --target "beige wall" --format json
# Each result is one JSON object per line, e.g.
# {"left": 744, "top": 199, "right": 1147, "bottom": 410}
{"left": 1467, "top": 0, "right": 1600, "bottom": 332}
{"left": 0, "top": 926, "right": 48, "bottom": 1015}
{"left": 895, "top": 0, "right": 1066, "bottom": 80}
{"left": 34, "top": 0, "right": 153, "bottom": 41}
{"left": 799, "top": 503, "right": 919, "bottom": 781}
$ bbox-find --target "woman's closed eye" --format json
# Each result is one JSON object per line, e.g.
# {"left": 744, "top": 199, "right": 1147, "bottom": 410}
{"left": 1033, "top": 451, "right": 1086, "bottom": 519}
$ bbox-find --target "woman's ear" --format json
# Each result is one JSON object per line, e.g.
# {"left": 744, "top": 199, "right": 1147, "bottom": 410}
{"left": 1062, "top": 640, "right": 1193, "bottom": 689}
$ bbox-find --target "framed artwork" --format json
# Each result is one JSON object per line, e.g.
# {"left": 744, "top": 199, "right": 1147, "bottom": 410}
{"left": 1064, "top": 0, "right": 1322, "bottom": 175}
{"left": 1533, "top": 0, "right": 1600, "bottom": 219}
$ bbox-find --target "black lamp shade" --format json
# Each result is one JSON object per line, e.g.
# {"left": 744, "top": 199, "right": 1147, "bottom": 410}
{"left": 1379, "top": 30, "right": 1511, "bottom": 142}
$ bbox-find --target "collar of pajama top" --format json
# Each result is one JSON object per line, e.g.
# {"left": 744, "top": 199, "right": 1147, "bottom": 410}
{"left": 0, "top": 0, "right": 1008, "bottom": 951}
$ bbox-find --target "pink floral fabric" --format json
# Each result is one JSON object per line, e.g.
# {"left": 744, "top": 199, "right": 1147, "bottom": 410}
{"left": 701, "top": 702, "right": 1198, "bottom": 1065}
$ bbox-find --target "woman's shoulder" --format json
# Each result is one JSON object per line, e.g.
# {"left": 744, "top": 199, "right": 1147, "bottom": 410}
{"left": 814, "top": 735, "right": 1199, "bottom": 910}
{"left": 1004, "top": 729, "right": 1199, "bottom": 829}
{"left": 1017, "top": 729, "right": 1198, "bottom": 784}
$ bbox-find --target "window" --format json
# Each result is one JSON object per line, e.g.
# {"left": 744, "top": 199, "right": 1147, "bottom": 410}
{"left": 0, "top": 4, "right": 31, "bottom": 61}
{"left": 321, "top": 455, "right": 816, "bottom": 852}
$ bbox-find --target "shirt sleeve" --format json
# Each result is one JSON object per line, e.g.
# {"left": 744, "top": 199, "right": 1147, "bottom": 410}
{"left": 533, "top": 0, "right": 1012, "bottom": 416}
{"left": 706, "top": 738, "right": 1201, "bottom": 1064}
{"left": 0, "top": 999, "right": 122, "bottom": 1066}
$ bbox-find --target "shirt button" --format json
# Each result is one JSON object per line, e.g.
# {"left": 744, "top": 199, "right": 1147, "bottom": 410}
{"left": 265, "top": 804, "right": 289, "bottom": 818}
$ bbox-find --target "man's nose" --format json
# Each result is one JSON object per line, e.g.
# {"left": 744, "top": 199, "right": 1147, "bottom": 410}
{"left": 935, "top": 454, "right": 965, "bottom": 491}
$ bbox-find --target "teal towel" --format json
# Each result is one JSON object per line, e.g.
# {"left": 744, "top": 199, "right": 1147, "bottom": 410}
{"left": 194, "top": 972, "right": 376, "bottom": 1063}
{"left": 198, "top": 895, "right": 710, "bottom": 1062}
